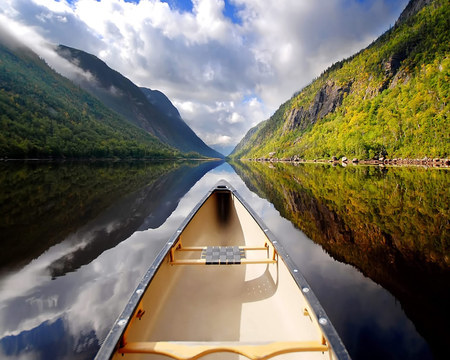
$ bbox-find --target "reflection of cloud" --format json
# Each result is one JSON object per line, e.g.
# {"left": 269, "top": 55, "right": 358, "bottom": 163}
{"left": 0, "top": 237, "right": 88, "bottom": 305}
{"left": 0, "top": 347, "right": 38, "bottom": 360}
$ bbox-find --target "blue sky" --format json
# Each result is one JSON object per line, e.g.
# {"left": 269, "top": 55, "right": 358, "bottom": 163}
{"left": 125, "top": 0, "right": 243, "bottom": 23}
{"left": 1, "top": 0, "right": 409, "bottom": 154}
{"left": 161, "top": 0, "right": 194, "bottom": 12}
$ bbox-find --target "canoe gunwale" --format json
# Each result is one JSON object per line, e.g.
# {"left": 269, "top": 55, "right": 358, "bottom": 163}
{"left": 95, "top": 184, "right": 216, "bottom": 360}
{"left": 232, "top": 182, "right": 351, "bottom": 360}
{"left": 95, "top": 180, "right": 351, "bottom": 360}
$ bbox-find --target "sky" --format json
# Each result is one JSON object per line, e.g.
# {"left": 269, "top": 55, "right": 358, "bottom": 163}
{"left": 0, "top": 0, "right": 409, "bottom": 155}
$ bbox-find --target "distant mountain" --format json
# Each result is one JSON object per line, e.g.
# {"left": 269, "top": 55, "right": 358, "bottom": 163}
{"left": 229, "top": 120, "right": 266, "bottom": 156}
{"left": 0, "top": 31, "right": 177, "bottom": 159}
{"left": 56, "top": 45, "right": 223, "bottom": 159}
{"left": 230, "top": 0, "right": 449, "bottom": 160}
{"left": 140, "top": 88, "right": 181, "bottom": 120}
{"left": 140, "top": 87, "right": 224, "bottom": 157}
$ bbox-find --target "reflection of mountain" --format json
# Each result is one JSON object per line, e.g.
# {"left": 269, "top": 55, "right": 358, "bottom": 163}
{"left": 231, "top": 160, "right": 449, "bottom": 358}
{"left": 0, "top": 161, "right": 220, "bottom": 273}
{"left": 47, "top": 160, "right": 222, "bottom": 278}
{"left": 0, "top": 161, "right": 170, "bottom": 271}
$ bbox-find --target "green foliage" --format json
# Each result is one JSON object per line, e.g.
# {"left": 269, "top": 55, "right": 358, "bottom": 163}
{"left": 231, "top": 0, "right": 449, "bottom": 160}
{"left": 231, "top": 160, "right": 449, "bottom": 268}
{"left": 0, "top": 43, "right": 183, "bottom": 159}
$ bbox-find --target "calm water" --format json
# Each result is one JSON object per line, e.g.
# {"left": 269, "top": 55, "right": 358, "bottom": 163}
{"left": 0, "top": 160, "right": 448, "bottom": 360}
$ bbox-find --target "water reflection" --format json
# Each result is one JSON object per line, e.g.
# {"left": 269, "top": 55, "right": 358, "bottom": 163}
{"left": 0, "top": 160, "right": 222, "bottom": 359}
{"left": 45, "top": 160, "right": 223, "bottom": 278}
{"left": 0, "top": 161, "right": 447, "bottom": 360}
{"left": 0, "top": 160, "right": 222, "bottom": 275}
{"left": 231, "top": 160, "right": 449, "bottom": 359}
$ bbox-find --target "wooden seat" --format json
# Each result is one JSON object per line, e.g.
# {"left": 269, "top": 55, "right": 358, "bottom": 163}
{"left": 169, "top": 243, "right": 277, "bottom": 266}
{"left": 118, "top": 340, "right": 329, "bottom": 359}
{"left": 169, "top": 258, "right": 277, "bottom": 265}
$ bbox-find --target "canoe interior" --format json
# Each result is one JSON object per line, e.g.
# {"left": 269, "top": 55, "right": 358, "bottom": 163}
{"left": 110, "top": 188, "right": 339, "bottom": 360}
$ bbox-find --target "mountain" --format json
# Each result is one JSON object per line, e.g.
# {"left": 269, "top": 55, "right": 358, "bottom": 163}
{"left": 230, "top": 120, "right": 267, "bottom": 156}
{"left": 139, "top": 87, "right": 224, "bottom": 157}
{"left": 230, "top": 0, "right": 449, "bottom": 160}
{"left": 55, "top": 45, "right": 223, "bottom": 159}
{"left": 0, "top": 29, "right": 178, "bottom": 159}
{"left": 139, "top": 88, "right": 181, "bottom": 120}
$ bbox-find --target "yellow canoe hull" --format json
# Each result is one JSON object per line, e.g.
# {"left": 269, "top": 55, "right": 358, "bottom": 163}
{"left": 96, "top": 181, "right": 350, "bottom": 360}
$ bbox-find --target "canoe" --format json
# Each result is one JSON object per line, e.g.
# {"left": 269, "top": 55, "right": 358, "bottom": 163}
{"left": 95, "top": 180, "right": 351, "bottom": 360}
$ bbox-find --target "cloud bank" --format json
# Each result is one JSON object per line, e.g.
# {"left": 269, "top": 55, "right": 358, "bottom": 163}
{"left": 0, "top": 0, "right": 408, "bottom": 154}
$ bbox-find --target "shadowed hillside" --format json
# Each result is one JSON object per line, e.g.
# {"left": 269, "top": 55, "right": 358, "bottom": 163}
{"left": 56, "top": 45, "right": 223, "bottom": 159}
{"left": 0, "top": 29, "right": 179, "bottom": 159}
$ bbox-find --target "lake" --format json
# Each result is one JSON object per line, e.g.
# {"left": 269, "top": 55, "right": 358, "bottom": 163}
{"left": 0, "top": 160, "right": 448, "bottom": 360}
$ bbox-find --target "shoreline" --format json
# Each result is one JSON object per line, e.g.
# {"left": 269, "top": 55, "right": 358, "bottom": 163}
{"left": 0, "top": 157, "right": 223, "bottom": 162}
{"left": 241, "top": 157, "right": 450, "bottom": 168}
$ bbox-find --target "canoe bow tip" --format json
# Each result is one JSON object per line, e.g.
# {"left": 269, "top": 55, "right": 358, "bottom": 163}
{"left": 214, "top": 179, "right": 233, "bottom": 190}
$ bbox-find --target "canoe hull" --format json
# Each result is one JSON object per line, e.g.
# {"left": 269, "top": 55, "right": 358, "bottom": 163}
{"left": 96, "top": 181, "right": 350, "bottom": 360}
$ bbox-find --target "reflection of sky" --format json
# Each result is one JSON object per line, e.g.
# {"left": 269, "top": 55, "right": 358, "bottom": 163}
{"left": 0, "top": 163, "right": 431, "bottom": 359}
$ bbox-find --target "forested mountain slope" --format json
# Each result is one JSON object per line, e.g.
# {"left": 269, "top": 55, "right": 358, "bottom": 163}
{"left": 56, "top": 45, "right": 223, "bottom": 159}
{"left": 230, "top": 0, "right": 449, "bottom": 160}
{"left": 0, "top": 33, "right": 179, "bottom": 159}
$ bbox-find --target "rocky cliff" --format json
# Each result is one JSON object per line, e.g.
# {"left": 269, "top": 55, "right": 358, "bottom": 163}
{"left": 283, "top": 80, "right": 352, "bottom": 133}
{"left": 396, "top": 0, "right": 433, "bottom": 25}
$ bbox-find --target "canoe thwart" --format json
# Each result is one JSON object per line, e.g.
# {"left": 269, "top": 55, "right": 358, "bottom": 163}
{"left": 176, "top": 245, "right": 270, "bottom": 251}
{"left": 170, "top": 258, "right": 277, "bottom": 265}
{"left": 169, "top": 242, "right": 278, "bottom": 266}
{"left": 118, "top": 340, "right": 329, "bottom": 359}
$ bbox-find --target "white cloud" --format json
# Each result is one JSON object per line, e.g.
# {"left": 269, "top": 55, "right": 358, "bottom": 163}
{"left": 229, "top": 112, "right": 244, "bottom": 124}
{"left": 0, "top": 0, "right": 409, "bottom": 152}
{"left": 213, "top": 135, "right": 232, "bottom": 145}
